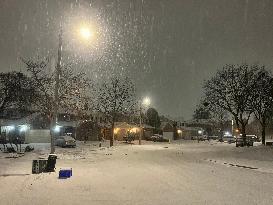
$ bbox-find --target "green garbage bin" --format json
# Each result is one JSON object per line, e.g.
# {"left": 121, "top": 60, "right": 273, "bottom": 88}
{"left": 32, "top": 159, "right": 47, "bottom": 174}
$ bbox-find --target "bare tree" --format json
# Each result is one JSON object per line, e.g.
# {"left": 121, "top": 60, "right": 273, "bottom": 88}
{"left": 210, "top": 106, "right": 229, "bottom": 133}
{"left": 251, "top": 68, "right": 273, "bottom": 145}
{"left": 196, "top": 100, "right": 230, "bottom": 135}
{"left": 23, "top": 58, "right": 91, "bottom": 151}
{"left": 0, "top": 72, "right": 36, "bottom": 115}
{"left": 96, "top": 76, "right": 136, "bottom": 147}
{"left": 203, "top": 64, "right": 259, "bottom": 144}
{"left": 193, "top": 103, "right": 211, "bottom": 120}
{"left": 23, "top": 58, "right": 90, "bottom": 114}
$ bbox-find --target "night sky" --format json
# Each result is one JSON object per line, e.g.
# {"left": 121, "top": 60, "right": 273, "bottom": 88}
{"left": 1, "top": 0, "right": 273, "bottom": 120}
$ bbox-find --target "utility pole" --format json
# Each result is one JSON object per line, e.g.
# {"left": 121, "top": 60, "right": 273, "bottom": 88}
{"left": 231, "top": 119, "right": 234, "bottom": 136}
{"left": 51, "top": 29, "right": 62, "bottom": 154}
{"left": 138, "top": 97, "right": 150, "bottom": 145}
{"left": 139, "top": 103, "right": 142, "bottom": 145}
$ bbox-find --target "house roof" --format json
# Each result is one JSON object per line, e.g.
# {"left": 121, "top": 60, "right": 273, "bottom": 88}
{"left": 0, "top": 112, "right": 40, "bottom": 126}
{"left": 180, "top": 126, "right": 205, "bottom": 131}
{"left": 142, "top": 124, "right": 155, "bottom": 129}
{"left": 160, "top": 121, "right": 173, "bottom": 129}
{"left": 184, "top": 119, "right": 216, "bottom": 125}
{"left": 114, "top": 122, "right": 138, "bottom": 129}
{"left": 58, "top": 121, "right": 78, "bottom": 127}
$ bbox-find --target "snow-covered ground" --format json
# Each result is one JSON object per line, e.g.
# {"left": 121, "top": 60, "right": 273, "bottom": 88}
{"left": 0, "top": 140, "right": 273, "bottom": 205}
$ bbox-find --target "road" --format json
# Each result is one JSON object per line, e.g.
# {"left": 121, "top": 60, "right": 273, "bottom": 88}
{"left": 0, "top": 141, "right": 273, "bottom": 205}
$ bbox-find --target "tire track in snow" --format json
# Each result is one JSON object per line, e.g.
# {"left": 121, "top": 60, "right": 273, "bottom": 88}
{"left": 204, "top": 158, "right": 273, "bottom": 174}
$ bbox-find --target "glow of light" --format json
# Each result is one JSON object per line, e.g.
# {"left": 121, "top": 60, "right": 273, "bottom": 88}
{"left": 142, "top": 97, "right": 151, "bottom": 107}
{"left": 198, "top": 130, "right": 203, "bottom": 135}
{"left": 225, "top": 131, "right": 230, "bottom": 136}
{"left": 130, "top": 127, "right": 138, "bottom": 133}
{"left": 7, "top": 125, "right": 15, "bottom": 131}
{"left": 54, "top": 125, "right": 62, "bottom": 133}
{"left": 177, "top": 129, "right": 182, "bottom": 134}
{"left": 114, "top": 128, "right": 119, "bottom": 134}
{"left": 19, "top": 125, "right": 28, "bottom": 132}
{"left": 79, "top": 26, "right": 92, "bottom": 40}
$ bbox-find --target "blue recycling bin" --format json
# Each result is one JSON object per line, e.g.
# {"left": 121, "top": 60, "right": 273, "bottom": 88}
{"left": 59, "top": 168, "right": 72, "bottom": 178}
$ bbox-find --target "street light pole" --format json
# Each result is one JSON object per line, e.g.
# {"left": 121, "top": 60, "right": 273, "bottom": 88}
{"left": 138, "top": 97, "right": 151, "bottom": 145}
{"left": 49, "top": 24, "right": 92, "bottom": 153}
{"left": 51, "top": 28, "right": 62, "bottom": 154}
{"left": 231, "top": 119, "right": 234, "bottom": 137}
{"left": 139, "top": 103, "right": 142, "bottom": 145}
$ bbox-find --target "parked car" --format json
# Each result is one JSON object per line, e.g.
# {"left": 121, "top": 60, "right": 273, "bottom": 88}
{"left": 55, "top": 136, "right": 76, "bottom": 148}
{"left": 208, "top": 136, "right": 218, "bottom": 140}
{"left": 247, "top": 135, "right": 260, "bottom": 142}
{"left": 150, "top": 134, "right": 161, "bottom": 141}
{"left": 235, "top": 135, "right": 254, "bottom": 147}
{"left": 199, "top": 135, "right": 208, "bottom": 141}
{"left": 220, "top": 134, "right": 235, "bottom": 143}
{"left": 151, "top": 134, "right": 169, "bottom": 142}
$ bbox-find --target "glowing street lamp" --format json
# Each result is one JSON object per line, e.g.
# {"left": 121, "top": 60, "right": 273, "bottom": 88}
{"left": 79, "top": 26, "right": 92, "bottom": 40}
{"left": 142, "top": 97, "right": 151, "bottom": 107}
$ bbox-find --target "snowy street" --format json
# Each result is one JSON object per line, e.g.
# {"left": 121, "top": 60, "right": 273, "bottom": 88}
{"left": 0, "top": 141, "right": 273, "bottom": 205}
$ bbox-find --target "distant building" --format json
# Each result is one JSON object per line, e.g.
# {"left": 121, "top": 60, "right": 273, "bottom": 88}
{"left": 160, "top": 122, "right": 174, "bottom": 140}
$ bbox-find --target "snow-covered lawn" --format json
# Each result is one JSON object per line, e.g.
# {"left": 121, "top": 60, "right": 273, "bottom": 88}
{"left": 0, "top": 140, "right": 273, "bottom": 205}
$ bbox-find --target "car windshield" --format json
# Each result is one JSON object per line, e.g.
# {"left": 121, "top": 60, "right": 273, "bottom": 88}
{"left": 1, "top": 1, "right": 272, "bottom": 204}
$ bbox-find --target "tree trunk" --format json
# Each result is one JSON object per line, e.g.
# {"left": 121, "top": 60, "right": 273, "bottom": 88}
{"left": 49, "top": 114, "right": 55, "bottom": 154}
{"left": 262, "top": 124, "right": 266, "bottom": 145}
{"left": 235, "top": 118, "right": 240, "bottom": 132}
{"left": 110, "top": 122, "right": 114, "bottom": 147}
{"left": 241, "top": 124, "right": 246, "bottom": 145}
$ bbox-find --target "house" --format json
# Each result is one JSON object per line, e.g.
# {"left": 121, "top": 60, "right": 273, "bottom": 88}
{"left": 184, "top": 119, "right": 224, "bottom": 136}
{"left": 160, "top": 122, "right": 174, "bottom": 140}
{"left": 142, "top": 124, "right": 155, "bottom": 140}
{"left": 0, "top": 114, "right": 51, "bottom": 143}
{"left": 179, "top": 126, "right": 205, "bottom": 140}
{"left": 0, "top": 108, "right": 157, "bottom": 143}
{"left": 112, "top": 122, "right": 141, "bottom": 141}
{"left": 100, "top": 122, "right": 156, "bottom": 141}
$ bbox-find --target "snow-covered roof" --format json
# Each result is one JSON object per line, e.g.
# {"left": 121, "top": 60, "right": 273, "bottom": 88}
{"left": 142, "top": 124, "right": 155, "bottom": 129}
{"left": 58, "top": 121, "right": 78, "bottom": 127}
{"left": 114, "top": 122, "right": 138, "bottom": 129}
{"left": 180, "top": 126, "right": 204, "bottom": 131}
{"left": 160, "top": 121, "right": 173, "bottom": 129}
{"left": 0, "top": 112, "right": 40, "bottom": 126}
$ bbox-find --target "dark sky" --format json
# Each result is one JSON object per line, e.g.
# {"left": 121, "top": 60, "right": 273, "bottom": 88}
{"left": 1, "top": 0, "right": 273, "bottom": 120}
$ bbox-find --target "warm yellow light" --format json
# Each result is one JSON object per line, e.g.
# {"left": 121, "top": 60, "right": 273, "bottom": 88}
{"left": 79, "top": 26, "right": 92, "bottom": 40}
{"left": 114, "top": 128, "right": 119, "bottom": 134}
{"left": 177, "top": 129, "right": 182, "bottom": 134}
{"left": 130, "top": 127, "right": 138, "bottom": 133}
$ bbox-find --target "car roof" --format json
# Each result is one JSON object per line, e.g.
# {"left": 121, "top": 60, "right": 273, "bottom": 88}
{"left": 60, "top": 136, "right": 75, "bottom": 140}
